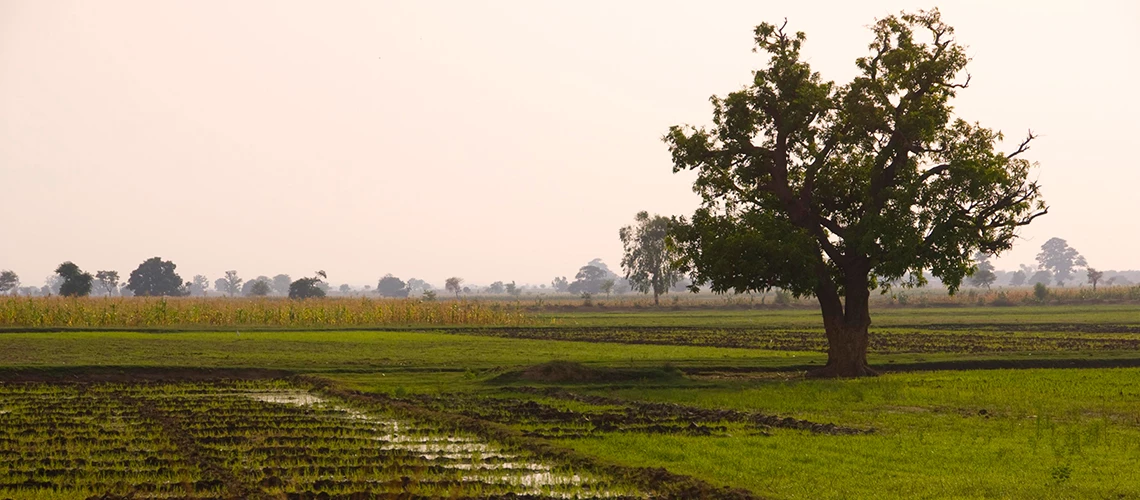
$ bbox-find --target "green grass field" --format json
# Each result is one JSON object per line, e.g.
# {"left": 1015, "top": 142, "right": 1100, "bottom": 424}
{"left": 2, "top": 303, "right": 1139, "bottom": 499}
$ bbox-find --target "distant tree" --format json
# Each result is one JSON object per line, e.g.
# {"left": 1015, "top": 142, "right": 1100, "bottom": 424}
{"left": 289, "top": 272, "right": 327, "bottom": 299}
{"left": 242, "top": 276, "right": 271, "bottom": 296}
{"left": 56, "top": 262, "right": 93, "bottom": 297}
{"left": 339, "top": 284, "right": 352, "bottom": 294}
{"left": 586, "top": 258, "right": 618, "bottom": 279}
{"left": 406, "top": 278, "right": 433, "bottom": 295}
{"left": 1087, "top": 268, "right": 1104, "bottom": 291}
{"left": 271, "top": 274, "right": 292, "bottom": 296}
{"left": 223, "top": 270, "right": 243, "bottom": 297}
{"left": 126, "top": 257, "right": 186, "bottom": 296}
{"left": 44, "top": 274, "right": 64, "bottom": 295}
{"left": 487, "top": 281, "right": 505, "bottom": 295}
{"left": 1106, "top": 275, "right": 1134, "bottom": 286}
{"left": 0, "top": 271, "right": 19, "bottom": 295}
{"left": 445, "top": 277, "right": 464, "bottom": 298}
{"left": 119, "top": 283, "right": 134, "bottom": 297}
{"left": 966, "top": 252, "right": 996, "bottom": 288}
{"left": 567, "top": 266, "right": 608, "bottom": 295}
{"left": 1028, "top": 270, "right": 1053, "bottom": 286}
{"left": 214, "top": 278, "right": 228, "bottom": 294}
{"left": 669, "top": 276, "right": 694, "bottom": 293}
{"left": 190, "top": 275, "right": 210, "bottom": 296}
{"left": 600, "top": 279, "right": 615, "bottom": 297}
{"left": 1007, "top": 270, "right": 1026, "bottom": 287}
{"left": 249, "top": 280, "right": 272, "bottom": 296}
{"left": 614, "top": 279, "right": 632, "bottom": 295}
{"left": 1036, "top": 237, "right": 1086, "bottom": 286}
{"left": 551, "top": 276, "right": 569, "bottom": 293}
{"left": 620, "top": 211, "right": 682, "bottom": 305}
{"left": 462, "top": 286, "right": 470, "bottom": 294}
{"left": 95, "top": 270, "right": 120, "bottom": 296}
{"left": 377, "top": 275, "right": 410, "bottom": 298}
{"left": 422, "top": 289, "right": 437, "bottom": 301}
{"left": 505, "top": 281, "right": 521, "bottom": 297}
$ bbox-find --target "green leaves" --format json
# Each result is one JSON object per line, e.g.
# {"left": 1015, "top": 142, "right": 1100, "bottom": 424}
{"left": 666, "top": 8, "right": 1046, "bottom": 299}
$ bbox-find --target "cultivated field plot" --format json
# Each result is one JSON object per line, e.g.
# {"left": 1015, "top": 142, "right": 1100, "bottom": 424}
{"left": 0, "top": 381, "right": 641, "bottom": 499}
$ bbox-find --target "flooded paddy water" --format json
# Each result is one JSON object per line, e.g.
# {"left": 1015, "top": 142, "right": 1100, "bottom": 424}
{"left": 0, "top": 381, "right": 643, "bottom": 499}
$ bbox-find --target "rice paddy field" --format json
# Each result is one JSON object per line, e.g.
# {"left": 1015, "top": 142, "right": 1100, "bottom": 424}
{"left": 2, "top": 298, "right": 1139, "bottom": 499}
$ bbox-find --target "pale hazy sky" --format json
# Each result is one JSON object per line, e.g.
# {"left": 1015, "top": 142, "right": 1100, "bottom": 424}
{"left": 2, "top": 1, "right": 1138, "bottom": 288}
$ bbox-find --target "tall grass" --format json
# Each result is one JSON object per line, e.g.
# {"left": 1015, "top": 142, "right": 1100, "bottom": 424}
{"left": 0, "top": 296, "right": 531, "bottom": 329}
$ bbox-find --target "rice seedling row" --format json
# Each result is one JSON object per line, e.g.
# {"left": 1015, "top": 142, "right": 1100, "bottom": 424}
{"left": 0, "top": 381, "right": 643, "bottom": 499}
{"left": 449, "top": 325, "right": 1140, "bottom": 354}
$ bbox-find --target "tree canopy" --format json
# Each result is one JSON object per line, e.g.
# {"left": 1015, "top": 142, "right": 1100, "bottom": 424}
{"left": 248, "top": 280, "right": 272, "bottom": 296}
{"left": 445, "top": 277, "right": 464, "bottom": 298}
{"left": 377, "top": 275, "right": 410, "bottom": 298}
{"left": 0, "top": 271, "right": 19, "bottom": 295}
{"left": 1036, "top": 237, "right": 1086, "bottom": 285}
{"left": 966, "top": 252, "right": 996, "bottom": 288}
{"left": 288, "top": 275, "right": 327, "bottom": 300}
{"left": 56, "top": 262, "right": 94, "bottom": 297}
{"left": 222, "top": 271, "right": 243, "bottom": 297}
{"left": 665, "top": 9, "right": 1046, "bottom": 376}
{"left": 567, "top": 265, "right": 608, "bottom": 295}
{"left": 126, "top": 257, "right": 186, "bottom": 296}
{"left": 95, "top": 270, "right": 120, "bottom": 296}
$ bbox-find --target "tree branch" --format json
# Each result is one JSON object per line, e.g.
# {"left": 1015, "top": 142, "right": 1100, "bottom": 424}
{"left": 1007, "top": 131, "right": 1035, "bottom": 159}
{"left": 917, "top": 163, "right": 951, "bottom": 182}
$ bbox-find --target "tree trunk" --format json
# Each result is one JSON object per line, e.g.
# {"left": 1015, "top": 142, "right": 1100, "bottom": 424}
{"left": 653, "top": 291, "right": 659, "bottom": 306}
{"left": 807, "top": 268, "right": 878, "bottom": 378}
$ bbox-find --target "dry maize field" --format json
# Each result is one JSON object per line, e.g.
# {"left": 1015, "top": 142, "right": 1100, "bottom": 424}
{"left": 0, "top": 297, "right": 531, "bottom": 329}
{"left": 0, "top": 381, "right": 643, "bottom": 499}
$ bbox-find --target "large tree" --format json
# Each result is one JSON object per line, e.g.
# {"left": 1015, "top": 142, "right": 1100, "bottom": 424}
{"left": 1036, "top": 237, "right": 1086, "bottom": 286}
{"left": 126, "top": 257, "right": 186, "bottom": 296}
{"left": 666, "top": 10, "right": 1046, "bottom": 377}
{"left": 56, "top": 262, "right": 94, "bottom": 297}
{"left": 620, "top": 211, "right": 682, "bottom": 305}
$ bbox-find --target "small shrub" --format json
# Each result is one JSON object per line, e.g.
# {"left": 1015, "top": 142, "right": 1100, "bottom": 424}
{"left": 1034, "top": 282, "right": 1049, "bottom": 302}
